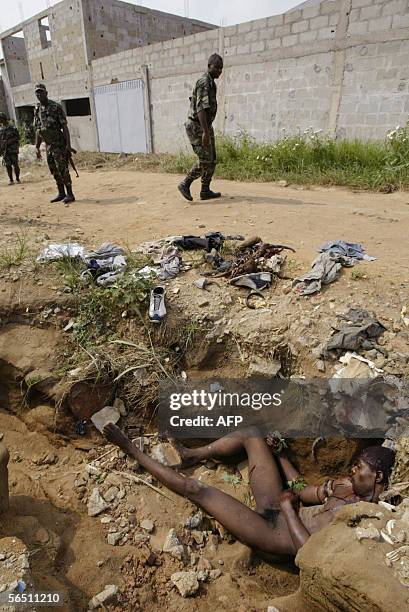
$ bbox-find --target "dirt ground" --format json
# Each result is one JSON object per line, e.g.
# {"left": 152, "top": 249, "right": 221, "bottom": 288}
{"left": 0, "top": 163, "right": 409, "bottom": 611}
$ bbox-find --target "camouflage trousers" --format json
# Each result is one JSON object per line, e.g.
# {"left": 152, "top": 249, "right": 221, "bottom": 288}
{"left": 2, "top": 147, "right": 19, "bottom": 168}
{"left": 46, "top": 143, "right": 71, "bottom": 187}
{"left": 185, "top": 121, "right": 216, "bottom": 186}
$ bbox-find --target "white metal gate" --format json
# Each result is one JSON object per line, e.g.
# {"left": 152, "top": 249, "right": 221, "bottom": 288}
{"left": 94, "top": 80, "right": 147, "bottom": 154}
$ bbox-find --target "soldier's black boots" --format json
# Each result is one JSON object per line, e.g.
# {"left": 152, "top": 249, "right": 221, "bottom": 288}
{"left": 200, "top": 187, "right": 221, "bottom": 200}
{"left": 178, "top": 178, "right": 193, "bottom": 201}
{"left": 63, "top": 184, "right": 76, "bottom": 205}
{"left": 50, "top": 183, "right": 66, "bottom": 203}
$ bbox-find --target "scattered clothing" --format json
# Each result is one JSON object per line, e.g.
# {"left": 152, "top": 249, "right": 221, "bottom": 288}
{"left": 326, "top": 307, "right": 386, "bottom": 352}
{"left": 37, "top": 242, "right": 86, "bottom": 262}
{"left": 158, "top": 249, "right": 182, "bottom": 280}
{"left": 293, "top": 251, "right": 354, "bottom": 296}
{"left": 230, "top": 272, "right": 272, "bottom": 291}
{"left": 319, "top": 240, "right": 375, "bottom": 262}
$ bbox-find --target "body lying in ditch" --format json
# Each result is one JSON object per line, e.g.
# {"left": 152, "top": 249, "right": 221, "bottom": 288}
{"left": 103, "top": 424, "right": 395, "bottom": 556}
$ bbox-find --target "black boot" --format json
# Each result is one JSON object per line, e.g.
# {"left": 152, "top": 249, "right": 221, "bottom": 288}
{"left": 178, "top": 177, "right": 193, "bottom": 202}
{"left": 63, "top": 184, "right": 76, "bottom": 205}
{"left": 50, "top": 183, "right": 66, "bottom": 202}
{"left": 200, "top": 184, "right": 221, "bottom": 200}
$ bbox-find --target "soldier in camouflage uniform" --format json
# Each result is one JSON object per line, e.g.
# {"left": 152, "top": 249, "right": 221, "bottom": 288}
{"left": 34, "top": 83, "right": 76, "bottom": 204}
{"left": 0, "top": 113, "right": 21, "bottom": 185}
{"left": 178, "top": 53, "right": 223, "bottom": 202}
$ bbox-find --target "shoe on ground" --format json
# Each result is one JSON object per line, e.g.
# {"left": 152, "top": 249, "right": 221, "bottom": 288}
{"left": 200, "top": 189, "right": 221, "bottom": 200}
{"left": 8, "top": 181, "right": 14, "bottom": 186}
{"left": 50, "top": 193, "right": 66, "bottom": 203}
{"left": 149, "top": 286, "right": 166, "bottom": 323}
{"left": 63, "top": 194, "right": 76, "bottom": 205}
{"left": 178, "top": 181, "right": 193, "bottom": 202}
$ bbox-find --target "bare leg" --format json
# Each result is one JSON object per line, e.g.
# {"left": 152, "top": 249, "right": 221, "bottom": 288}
{"left": 174, "top": 429, "right": 284, "bottom": 511}
{"left": 104, "top": 424, "right": 295, "bottom": 555}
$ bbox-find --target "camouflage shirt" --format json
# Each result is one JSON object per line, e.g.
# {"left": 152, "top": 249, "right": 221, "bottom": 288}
{"left": 188, "top": 72, "right": 218, "bottom": 125}
{"left": 0, "top": 124, "right": 19, "bottom": 155}
{"left": 34, "top": 99, "right": 67, "bottom": 146}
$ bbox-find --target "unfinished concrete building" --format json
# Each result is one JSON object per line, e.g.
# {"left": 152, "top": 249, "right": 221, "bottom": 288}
{"left": 0, "top": 0, "right": 214, "bottom": 150}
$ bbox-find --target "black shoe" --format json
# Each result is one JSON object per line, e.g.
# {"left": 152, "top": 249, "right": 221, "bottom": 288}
{"left": 178, "top": 180, "right": 193, "bottom": 201}
{"left": 63, "top": 186, "right": 75, "bottom": 205}
{"left": 50, "top": 193, "right": 65, "bottom": 202}
{"left": 200, "top": 189, "right": 221, "bottom": 200}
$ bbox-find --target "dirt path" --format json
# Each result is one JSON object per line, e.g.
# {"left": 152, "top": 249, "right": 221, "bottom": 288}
{"left": 1, "top": 167, "right": 409, "bottom": 281}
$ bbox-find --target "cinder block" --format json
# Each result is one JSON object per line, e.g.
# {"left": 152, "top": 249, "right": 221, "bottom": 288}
{"left": 284, "top": 9, "right": 302, "bottom": 24}
{"left": 236, "top": 43, "right": 250, "bottom": 55}
{"left": 310, "top": 15, "right": 329, "bottom": 30}
{"left": 382, "top": 0, "right": 407, "bottom": 17}
{"left": 302, "top": 5, "right": 320, "bottom": 19}
{"left": 351, "top": 0, "right": 372, "bottom": 7}
{"left": 360, "top": 5, "right": 382, "bottom": 20}
{"left": 329, "top": 13, "right": 339, "bottom": 26}
{"left": 320, "top": 1, "right": 338, "bottom": 15}
{"left": 291, "top": 20, "right": 309, "bottom": 34}
{"left": 368, "top": 15, "right": 392, "bottom": 32}
{"left": 252, "top": 17, "right": 267, "bottom": 30}
{"left": 282, "top": 34, "right": 298, "bottom": 47}
{"left": 238, "top": 22, "right": 252, "bottom": 34}
{"left": 317, "top": 28, "right": 334, "bottom": 40}
{"left": 348, "top": 21, "right": 369, "bottom": 36}
{"left": 250, "top": 40, "right": 265, "bottom": 53}
{"left": 299, "top": 30, "right": 318, "bottom": 43}
{"left": 266, "top": 38, "right": 281, "bottom": 50}
{"left": 275, "top": 24, "right": 291, "bottom": 37}
{"left": 267, "top": 15, "right": 284, "bottom": 27}
{"left": 244, "top": 30, "right": 259, "bottom": 43}
{"left": 392, "top": 14, "right": 409, "bottom": 29}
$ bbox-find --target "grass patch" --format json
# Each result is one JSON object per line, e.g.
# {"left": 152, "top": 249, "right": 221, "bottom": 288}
{"left": 148, "top": 125, "right": 409, "bottom": 191}
{"left": 0, "top": 231, "right": 29, "bottom": 270}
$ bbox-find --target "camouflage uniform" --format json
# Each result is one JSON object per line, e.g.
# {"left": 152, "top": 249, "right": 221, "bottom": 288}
{"left": 185, "top": 72, "right": 218, "bottom": 187}
{"left": 0, "top": 124, "right": 20, "bottom": 167}
{"left": 34, "top": 99, "right": 72, "bottom": 187}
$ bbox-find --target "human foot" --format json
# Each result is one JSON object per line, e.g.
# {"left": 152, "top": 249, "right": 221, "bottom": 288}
{"left": 103, "top": 423, "right": 135, "bottom": 455}
{"left": 167, "top": 436, "right": 202, "bottom": 469}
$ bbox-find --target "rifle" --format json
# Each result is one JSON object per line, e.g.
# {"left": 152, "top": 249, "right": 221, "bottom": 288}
{"left": 68, "top": 146, "right": 79, "bottom": 178}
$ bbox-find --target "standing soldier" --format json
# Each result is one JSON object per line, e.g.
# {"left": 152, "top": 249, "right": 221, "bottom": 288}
{"left": 178, "top": 53, "right": 223, "bottom": 202}
{"left": 34, "top": 83, "right": 76, "bottom": 204}
{"left": 0, "top": 113, "right": 21, "bottom": 185}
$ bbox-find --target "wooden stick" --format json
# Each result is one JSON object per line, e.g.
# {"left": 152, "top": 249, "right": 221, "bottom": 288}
{"left": 112, "top": 469, "right": 176, "bottom": 504}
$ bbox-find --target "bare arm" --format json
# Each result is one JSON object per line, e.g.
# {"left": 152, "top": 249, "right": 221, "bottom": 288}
{"left": 277, "top": 451, "right": 323, "bottom": 505}
{"left": 280, "top": 491, "right": 310, "bottom": 551}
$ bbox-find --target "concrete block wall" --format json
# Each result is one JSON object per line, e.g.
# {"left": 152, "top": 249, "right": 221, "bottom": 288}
{"left": 82, "top": 0, "right": 215, "bottom": 61}
{"left": 92, "top": 0, "right": 409, "bottom": 152}
{"left": 1, "top": 37, "right": 31, "bottom": 88}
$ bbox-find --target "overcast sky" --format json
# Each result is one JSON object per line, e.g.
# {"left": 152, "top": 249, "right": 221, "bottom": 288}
{"left": 0, "top": 0, "right": 304, "bottom": 33}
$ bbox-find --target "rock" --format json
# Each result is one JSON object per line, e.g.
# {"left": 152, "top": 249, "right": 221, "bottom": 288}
{"left": 150, "top": 443, "right": 181, "bottom": 467}
{"left": 141, "top": 519, "right": 154, "bottom": 533}
{"left": 247, "top": 356, "right": 281, "bottom": 378}
{"left": 197, "top": 557, "right": 213, "bottom": 571}
{"left": 89, "top": 584, "right": 118, "bottom": 609}
{"left": 91, "top": 405, "right": 121, "bottom": 433}
{"left": 355, "top": 527, "right": 381, "bottom": 541}
{"left": 163, "top": 528, "right": 185, "bottom": 560}
{"left": 192, "top": 530, "right": 204, "bottom": 545}
{"left": 267, "top": 607, "right": 280, "bottom": 612}
{"left": 88, "top": 488, "right": 110, "bottom": 517}
{"left": 185, "top": 511, "right": 203, "bottom": 530}
{"left": 316, "top": 359, "right": 326, "bottom": 372}
{"left": 100, "top": 516, "right": 113, "bottom": 524}
{"left": 197, "top": 570, "right": 209, "bottom": 582}
{"left": 134, "top": 533, "right": 150, "bottom": 545}
{"left": 107, "top": 532, "right": 122, "bottom": 546}
{"left": 171, "top": 571, "right": 199, "bottom": 597}
{"left": 209, "top": 569, "right": 222, "bottom": 580}
{"left": 85, "top": 464, "right": 101, "bottom": 476}
{"left": 113, "top": 397, "right": 127, "bottom": 416}
{"left": 104, "top": 486, "right": 119, "bottom": 503}
{"left": 277, "top": 180, "right": 289, "bottom": 187}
